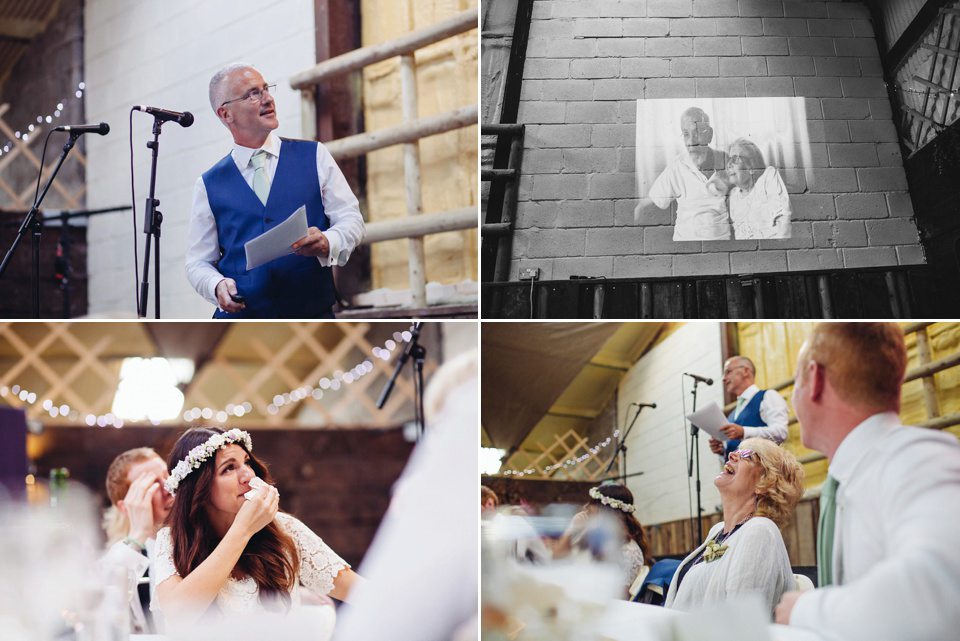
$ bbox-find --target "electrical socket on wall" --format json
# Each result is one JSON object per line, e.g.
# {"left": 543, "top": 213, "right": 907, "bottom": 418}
{"left": 519, "top": 268, "right": 540, "bottom": 280}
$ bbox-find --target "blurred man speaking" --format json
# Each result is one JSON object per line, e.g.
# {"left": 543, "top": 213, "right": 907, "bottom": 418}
{"left": 186, "top": 63, "right": 364, "bottom": 318}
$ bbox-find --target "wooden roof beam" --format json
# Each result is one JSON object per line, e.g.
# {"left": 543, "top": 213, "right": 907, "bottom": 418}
{"left": 0, "top": 18, "right": 46, "bottom": 41}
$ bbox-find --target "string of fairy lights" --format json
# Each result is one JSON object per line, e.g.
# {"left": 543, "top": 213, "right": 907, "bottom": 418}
{"left": 889, "top": 82, "right": 960, "bottom": 100}
{"left": 0, "top": 82, "right": 86, "bottom": 158}
{"left": 500, "top": 429, "right": 621, "bottom": 478}
{"left": 0, "top": 329, "right": 415, "bottom": 428}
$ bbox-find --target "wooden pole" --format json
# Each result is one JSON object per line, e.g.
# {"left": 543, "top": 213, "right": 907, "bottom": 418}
{"left": 915, "top": 327, "right": 941, "bottom": 419}
{"left": 360, "top": 207, "right": 475, "bottom": 244}
{"left": 324, "top": 104, "right": 477, "bottom": 160}
{"left": 400, "top": 53, "right": 426, "bottom": 308}
{"left": 290, "top": 8, "right": 478, "bottom": 88}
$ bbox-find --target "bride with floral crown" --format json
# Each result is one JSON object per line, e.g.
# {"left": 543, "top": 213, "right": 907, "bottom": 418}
{"left": 153, "top": 427, "right": 363, "bottom": 627}
{"left": 555, "top": 482, "right": 651, "bottom": 595}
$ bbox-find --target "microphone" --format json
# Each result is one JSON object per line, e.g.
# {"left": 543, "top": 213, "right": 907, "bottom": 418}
{"left": 134, "top": 105, "right": 194, "bottom": 127}
{"left": 54, "top": 122, "right": 109, "bottom": 135}
{"left": 684, "top": 373, "right": 714, "bottom": 385}
{"left": 630, "top": 402, "right": 657, "bottom": 409}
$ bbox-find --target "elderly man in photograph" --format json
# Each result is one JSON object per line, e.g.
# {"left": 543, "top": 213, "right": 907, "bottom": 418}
{"left": 774, "top": 323, "right": 960, "bottom": 641}
{"left": 709, "top": 355, "right": 788, "bottom": 459}
{"left": 636, "top": 107, "right": 731, "bottom": 241}
{"left": 185, "top": 62, "right": 365, "bottom": 318}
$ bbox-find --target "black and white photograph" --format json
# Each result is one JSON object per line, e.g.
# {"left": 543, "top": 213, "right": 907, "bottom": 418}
{"left": 481, "top": 0, "right": 960, "bottom": 318}
{"left": 636, "top": 98, "right": 811, "bottom": 241}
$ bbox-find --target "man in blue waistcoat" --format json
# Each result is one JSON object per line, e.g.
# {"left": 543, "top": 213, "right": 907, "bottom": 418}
{"left": 186, "top": 63, "right": 365, "bottom": 318}
{"left": 709, "top": 355, "right": 788, "bottom": 459}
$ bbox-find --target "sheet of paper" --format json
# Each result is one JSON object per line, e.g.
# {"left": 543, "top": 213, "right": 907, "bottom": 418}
{"left": 684, "top": 401, "right": 730, "bottom": 441}
{"left": 244, "top": 205, "right": 309, "bottom": 270}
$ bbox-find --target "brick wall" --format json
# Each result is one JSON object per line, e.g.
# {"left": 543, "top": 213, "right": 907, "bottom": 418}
{"left": 509, "top": 0, "right": 924, "bottom": 280}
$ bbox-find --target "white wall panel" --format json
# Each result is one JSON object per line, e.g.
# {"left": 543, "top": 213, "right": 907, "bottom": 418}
{"left": 618, "top": 322, "right": 726, "bottom": 526}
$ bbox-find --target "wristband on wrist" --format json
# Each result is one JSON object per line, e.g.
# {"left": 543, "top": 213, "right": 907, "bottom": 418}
{"left": 123, "top": 536, "right": 145, "bottom": 551}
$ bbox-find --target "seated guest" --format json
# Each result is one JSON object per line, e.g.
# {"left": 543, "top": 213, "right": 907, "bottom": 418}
{"left": 726, "top": 138, "right": 791, "bottom": 239}
{"left": 481, "top": 485, "right": 499, "bottom": 515}
{"left": 100, "top": 447, "right": 174, "bottom": 633}
{"left": 154, "top": 427, "right": 363, "bottom": 627}
{"left": 776, "top": 323, "right": 960, "bottom": 640}
{"left": 556, "top": 483, "right": 650, "bottom": 596}
{"left": 666, "top": 438, "right": 804, "bottom": 616}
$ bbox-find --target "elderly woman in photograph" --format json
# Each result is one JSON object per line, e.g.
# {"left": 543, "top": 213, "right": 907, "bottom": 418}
{"left": 665, "top": 438, "right": 804, "bottom": 617}
{"left": 726, "top": 138, "right": 792, "bottom": 240}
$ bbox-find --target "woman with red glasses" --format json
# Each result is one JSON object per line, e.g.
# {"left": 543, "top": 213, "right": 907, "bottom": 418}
{"left": 664, "top": 438, "right": 805, "bottom": 617}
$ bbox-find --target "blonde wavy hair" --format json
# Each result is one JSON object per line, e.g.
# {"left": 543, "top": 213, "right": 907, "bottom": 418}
{"left": 741, "top": 438, "right": 805, "bottom": 529}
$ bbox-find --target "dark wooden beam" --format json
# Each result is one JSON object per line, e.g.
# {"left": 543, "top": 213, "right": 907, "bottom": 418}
{"left": 0, "top": 17, "right": 46, "bottom": 41}
{"left": 885, "top": 0, "right": 954, "bottom": 73}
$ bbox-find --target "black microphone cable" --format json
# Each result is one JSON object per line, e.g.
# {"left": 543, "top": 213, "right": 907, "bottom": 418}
{"left": 129, "top": 107, "right": 141, "bottom": 316}
{"left": 34, "top": 130, "right": 57, "bottom": 205}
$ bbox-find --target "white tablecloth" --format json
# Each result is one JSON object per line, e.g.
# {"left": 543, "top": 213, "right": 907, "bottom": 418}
{"left": 596, "top": 599, "right": 827, "bottom": 641}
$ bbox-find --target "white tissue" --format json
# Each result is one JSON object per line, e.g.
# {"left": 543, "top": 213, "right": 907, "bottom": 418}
{"left": 244, "top": 476, "right": 267, "bottom": 500}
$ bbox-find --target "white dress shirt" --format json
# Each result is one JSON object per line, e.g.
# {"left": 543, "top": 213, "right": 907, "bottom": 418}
{"left": 334, "top": 378, "right": 478, "bottom": 641}
{"left": 732, "top": 383, "right": 789, "bottom": 444}
{"left": 101, "top": 536, "right": 162, "bottom": 633}
{"left": 790, "top": 412, "right": 960, "bottom": 641}
{"left": 647, "top": 151, "right": 730, "bottom": 241}
{"left": 185, "top": 132, "right": 365, "bottom": 307}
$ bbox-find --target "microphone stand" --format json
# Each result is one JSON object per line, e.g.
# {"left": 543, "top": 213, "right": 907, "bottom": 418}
{"left": 0, "top": 132, "right": 82, "bottom": 318}
{"left": 376, "top": 322, "right": 426, "bottom": 438}
{"left": 686, "top": 378, "right": 704, "bottom": 544}
{"left": 138, "top": 117, "right": 166, "bottom": 318}
{"left": 604, "top": 403, "right": 650, "bottom": 485}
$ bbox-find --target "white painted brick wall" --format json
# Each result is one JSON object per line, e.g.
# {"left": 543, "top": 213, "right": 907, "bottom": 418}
{"left": 617, "top": 322, "right": 725, "bottom": 526}
{"left": 510, "top": 0, "right": 925, "bottom": 281}
{"left": 84, "top": 0, "right": 315, "bottom": 317}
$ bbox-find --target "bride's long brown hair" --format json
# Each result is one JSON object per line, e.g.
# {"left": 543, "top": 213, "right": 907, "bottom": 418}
{"left": 167, "top": 427, "right": 298, "bottom": 612}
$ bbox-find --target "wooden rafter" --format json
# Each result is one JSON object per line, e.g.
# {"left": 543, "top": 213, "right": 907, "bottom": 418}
{"left": 0, "top": 103, "right": 85, "bottom": 209}
{"left": 0, "top": 322, "right": 429, "bottom": 429}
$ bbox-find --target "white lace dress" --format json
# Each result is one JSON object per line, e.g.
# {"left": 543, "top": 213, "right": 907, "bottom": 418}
{"left": 620, "top": 540, "right": 645, "bottom": 590}
{"left": 152, "top": 512, "right": 349, "bottom": 617}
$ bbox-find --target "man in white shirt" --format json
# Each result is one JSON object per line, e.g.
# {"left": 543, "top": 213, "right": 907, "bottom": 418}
{"left": 100, "top": 448, "right": 174, "bottom": 633}
{"left": 636, "top": 107, "right": 731, "bottom": 241}
{"left": 185, "top": 62, "right": 365, "bottom": 318}
{"left": 775, "top": 322, "right": 960, "bottom": 641}
{"left": 709, "top": 355, "right": 789, "bottom": 458}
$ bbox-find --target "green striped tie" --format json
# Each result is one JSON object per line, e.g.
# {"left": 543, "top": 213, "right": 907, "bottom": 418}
{"left": 250, "top": 149, "right": 270, "bottom": 205}
{"left": 817, "top": 474, "right": 840, "bottom": 586}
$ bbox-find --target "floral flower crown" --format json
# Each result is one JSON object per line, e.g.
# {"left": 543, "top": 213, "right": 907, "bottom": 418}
{"left": 588, "top": 486, "right": 636, "bottom": 513}
{"left": 164, "top": 428, "right": 253, "bottom": 496}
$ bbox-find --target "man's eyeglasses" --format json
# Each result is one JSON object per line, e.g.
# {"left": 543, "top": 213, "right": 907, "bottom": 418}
{"left": 221, "top": 84, "right": 276, "bottom": 107}
{"left": 723, "top": 365, "right": 747, "bottom": 376}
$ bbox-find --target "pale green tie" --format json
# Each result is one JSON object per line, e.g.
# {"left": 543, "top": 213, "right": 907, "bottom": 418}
{"left": 817, "top": 474, "right": 840, "bottom": 586}
{"left": 734, "top": 396, "right": 745, "bottom": 420}
{"left": 250, "top": 149, "right": 270, "bottom": 205}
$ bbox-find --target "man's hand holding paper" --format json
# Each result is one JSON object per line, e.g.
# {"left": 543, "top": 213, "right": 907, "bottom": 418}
{"left": 292, "top": 226, "right": 329, "bottom": 258}
{"left": 685, "top": 402, "right": 731, "bottom": 442}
